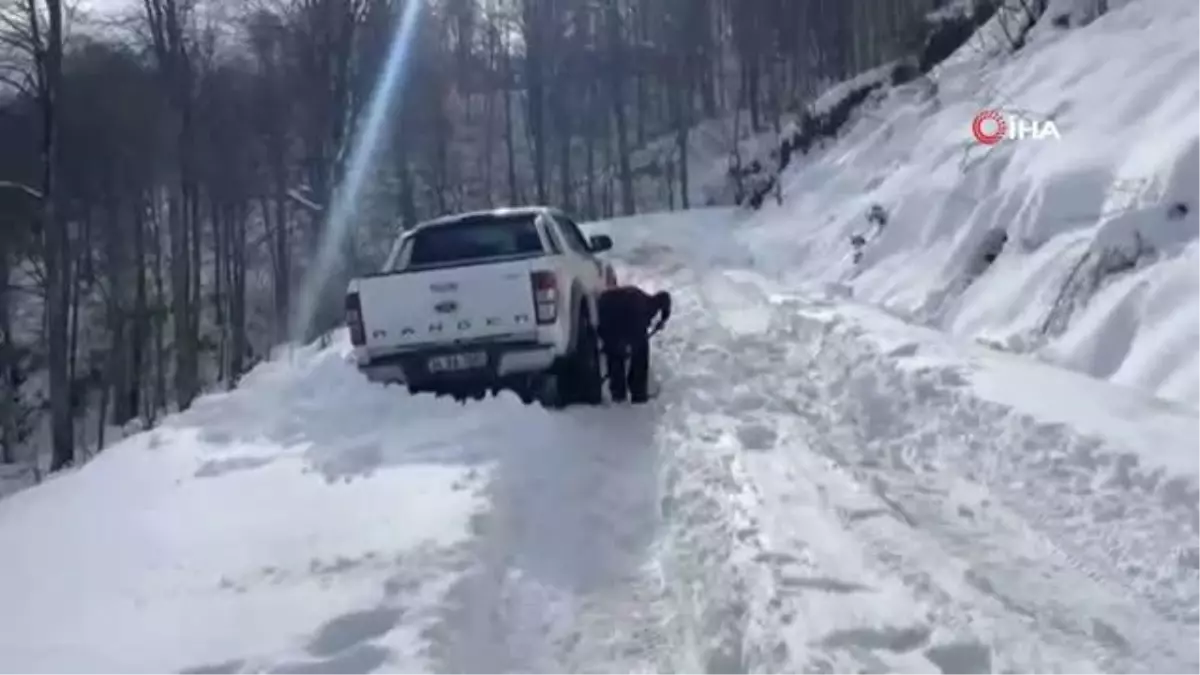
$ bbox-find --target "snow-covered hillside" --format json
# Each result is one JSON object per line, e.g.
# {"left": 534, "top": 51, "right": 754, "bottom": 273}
{"left": 728, "top": 0, "right": 1199, "bottom": 406}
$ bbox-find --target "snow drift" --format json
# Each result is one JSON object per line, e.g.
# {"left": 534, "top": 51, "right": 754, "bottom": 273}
{"left": 730, "top": 0, "right": 1199, "bottom": 406}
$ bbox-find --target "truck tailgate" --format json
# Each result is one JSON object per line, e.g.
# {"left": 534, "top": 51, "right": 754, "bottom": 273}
{"left": 358, "top": 260, "right": 539, "bottom": 351}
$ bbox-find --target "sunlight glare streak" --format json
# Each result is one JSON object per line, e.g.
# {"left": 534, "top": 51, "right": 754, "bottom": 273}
{"left": 290, "top": 0, "right": 425, "bottom": 343}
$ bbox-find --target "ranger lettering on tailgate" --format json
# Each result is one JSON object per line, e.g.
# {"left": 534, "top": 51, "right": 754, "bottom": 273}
{"left": 398, "top": 313, "right": 531, "bottom": 337}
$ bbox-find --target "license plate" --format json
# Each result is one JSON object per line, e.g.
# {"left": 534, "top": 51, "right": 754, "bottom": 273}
{"left": 427, "top": 351, "right": 487, "bottom": 373}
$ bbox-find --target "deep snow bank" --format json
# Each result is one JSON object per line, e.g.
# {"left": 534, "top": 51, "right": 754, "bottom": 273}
{"left": 732, "top": 0, "right": 1199, "bottom": 405}
{"left": 0, "top": 336, "right": 493, "bottom": 672}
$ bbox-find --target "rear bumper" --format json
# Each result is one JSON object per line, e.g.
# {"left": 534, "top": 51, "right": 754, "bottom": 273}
{"left": 357, "top": 341, "right": 558, "bottom": 386}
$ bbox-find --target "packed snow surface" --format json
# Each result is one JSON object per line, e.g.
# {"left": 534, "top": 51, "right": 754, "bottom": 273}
{"left": 1, "top": 206, "right": 1195, "bottom": 673}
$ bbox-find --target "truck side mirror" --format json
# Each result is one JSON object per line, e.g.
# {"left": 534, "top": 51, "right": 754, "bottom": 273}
{"left": 588, "top": 234, "right": 613, "bottom": 253}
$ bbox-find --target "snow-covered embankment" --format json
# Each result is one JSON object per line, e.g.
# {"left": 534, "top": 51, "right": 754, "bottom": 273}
{"left": 732, "top": 0, "right": 1199, "bottom": 406}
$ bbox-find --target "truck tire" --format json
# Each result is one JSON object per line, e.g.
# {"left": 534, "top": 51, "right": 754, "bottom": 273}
{"left": 568, "top": 306, "right": 604, "bottom": 405}
{"left": 541, "top": 305, "right": 603, "bottom": 409}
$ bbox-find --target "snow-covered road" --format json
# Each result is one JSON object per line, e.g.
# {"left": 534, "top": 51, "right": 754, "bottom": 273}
{"left": 597, "top": 212, "right": 1198, "bottom": 673}
{"left": 1, "top": 209, "right": 1195, "bottom": 674}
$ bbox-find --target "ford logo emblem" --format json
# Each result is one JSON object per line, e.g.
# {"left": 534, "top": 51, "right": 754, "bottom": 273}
{"left": 434, "top": 300, "right": 458, "bottom": 314}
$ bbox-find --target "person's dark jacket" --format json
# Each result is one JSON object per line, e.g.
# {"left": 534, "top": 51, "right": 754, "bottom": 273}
{"left": 596, "top": 286, "right": 671, "bottom": 403}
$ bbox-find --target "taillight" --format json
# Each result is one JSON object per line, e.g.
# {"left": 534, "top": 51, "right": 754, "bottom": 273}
{"left": 530, "top": 271, "right": 559, "bottom": 324}
{"left": 345, "top": 292, "right": 365, "bottom": 346}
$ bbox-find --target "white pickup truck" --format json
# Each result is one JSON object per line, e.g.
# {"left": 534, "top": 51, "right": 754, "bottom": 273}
{"left": 345, "top": 206, "right": 618, "bottom": 408}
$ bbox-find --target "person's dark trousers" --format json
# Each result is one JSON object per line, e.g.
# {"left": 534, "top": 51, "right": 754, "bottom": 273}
{"left": 603, "top": 339, "right": 629, "bottom": 402}
{"left": 627, "top": 336, "right": 650, "bottom": 403}
{"left": 597, "top": 285, "right": 656, "bottom": 404}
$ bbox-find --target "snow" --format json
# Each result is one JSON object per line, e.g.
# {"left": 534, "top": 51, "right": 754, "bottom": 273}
{"left": 0, "top": 341, "right": 490, "bottom": 673}
{"left": 2, "top": 1, "right": 1197, "bottom": 672}
{"left": 728, "top": 0, "right": 1200, "bottom": 407}
{"left": 588, "top": 207, "right": 1199, "bottom": 672}
{"left": 2, "top": 197, "right": 1196, "bottom": 670}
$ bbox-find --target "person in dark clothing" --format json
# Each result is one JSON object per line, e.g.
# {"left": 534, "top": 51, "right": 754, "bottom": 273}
{"left": 596, "top": 286, "right": 672, "bottom": 404}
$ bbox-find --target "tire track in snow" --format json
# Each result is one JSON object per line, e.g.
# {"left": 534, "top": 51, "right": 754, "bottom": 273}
{"left": 422, "top": 262, "right": 785, "bottom": 674}
{"left": 648, "top": 262, "right": 1197, "bottom": 673}
{"left": 421, "top": 259, "right": 790, "bottom": 674}
{"left": 425, "top": 398, "right": 720, "bottom": 673}
{"left": 775, "top": 307, "right": 1199, "bottom": 673}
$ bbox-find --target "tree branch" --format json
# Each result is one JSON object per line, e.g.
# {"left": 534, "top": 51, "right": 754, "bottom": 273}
{"left": 0, "top": 180, "right": 43, "bottom": 199}
{"left": 286, "top": 188, "right": 323, "bottom": 213}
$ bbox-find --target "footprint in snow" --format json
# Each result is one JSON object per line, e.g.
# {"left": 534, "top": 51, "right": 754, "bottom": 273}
{"left": 305, "top": 607, "right": 404, "bottom": 657}
{"left": 780, "top": 575, "right": 874, "bottom": 595}
{"left": 820, "top": 623, "right": 931, "bottom": 653}
{"left": 267, "top": 644, "right": 392, "bottom": 674}
{"left": 179, "top": 658, "right": 246, "bottom": 674}
{"left": 924, "top": 639, "right": 993, "bottom": 674}
{"left": 735, "top": 420, "right": 778, "bottom": 451}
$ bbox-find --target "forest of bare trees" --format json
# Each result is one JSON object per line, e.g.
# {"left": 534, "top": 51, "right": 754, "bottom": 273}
{"left": 0, "top": 0, "right": 1006, "bottom": 473}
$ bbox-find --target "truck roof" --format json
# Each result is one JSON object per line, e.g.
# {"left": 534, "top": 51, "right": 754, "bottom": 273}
{"left": 413, "top": 206, "right": 560, "bottom": 232}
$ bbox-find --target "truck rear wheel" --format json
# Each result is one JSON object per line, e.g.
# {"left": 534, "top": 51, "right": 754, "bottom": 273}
{"left": 541, "top": 306, "right": 603, "bottom": 409}
{"left": 568, "top": 308, "right": 604, "bottom": 405}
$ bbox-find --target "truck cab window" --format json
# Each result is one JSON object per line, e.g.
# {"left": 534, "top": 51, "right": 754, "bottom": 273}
{"left": 542, "top": 221, "right": 564, "bottom": 254}
{"left": 408, "top": 215, "right": 545, "bottom": 268}
{"left": 556, "top": 215, "right": 591, "bottom": 253}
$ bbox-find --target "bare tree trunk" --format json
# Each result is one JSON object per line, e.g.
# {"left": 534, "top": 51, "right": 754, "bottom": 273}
{"left": 675, "top": 84, "right": 690, "bottom": 210}
{"left": 0, "top": 234, "right": 14, "bottom": 464}
{"left": 213, "top": 202, "right": 228, "bottom": 381}
{"left": 554, "top": 78, "right": 573, "bottom": 211}
{"left": 523, "top": 0, "right": 547, "bottom": 204}
{"left": 270, "top": 131, "right": 289, "bottom": 343}
{"left": 605, "top": 1, "right": 635, "bottom": 216}
{"left": 633, "top": 2, "right": 648, "bottom": 145}
{"left": 187, "top": 184, "right": 202, "bottom": 381}
{"left": 665, "top": 158, "right": 675, "bottom": 210}
{"left": 745, "top": 57, "right": 761, "bottom": 131}
{"left": 150, "top": 193, "right": 167, "bottom": 423}
{"left": 28, "top": 0, "right": 75, "bottom": 471}
{"left": 95, "top": 367, "right": 109, "bottom": 453}
{"left": 104, "top": 189, "right": 132, "bottom": 428}
{"left": 499, "top": 38, "right": 520, "bottom": 206}
{"left": 127, "top": 193, "right": 146, "bottom": 423}
{"left": 481, "top": 25, "right": 500, "bottom": 206}
{"left": 430, "top": 116, "right": 451, "bottom": 214}
{"left": 634, "top": 69, "right": 645, "bottom": 147}
{"left": 144, "top": 0, "right": 200, "bottom": 411}
{"left": 211, "top": 197, "right": 224, "bottom": 324}
{"left": 228, "top": 203, "right": 247, "bottom": 386}
{"left": 394, "top": 131, "right": 418, "bottom": 228}
{"left": 67, "top": 223, "right": 81, "bottom": 389}
{"left": 584, "top": 82, "right": 597, "bottom": 219}
{"left": 393, "top": 174, "right": 413, "bottom": 232}
{"left": 169, "top": 188, "right": 192, "bottom": 410}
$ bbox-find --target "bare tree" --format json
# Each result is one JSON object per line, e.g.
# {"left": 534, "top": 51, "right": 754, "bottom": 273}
{"left": 2, "top": 0, "right": 72, "bottom": 469}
